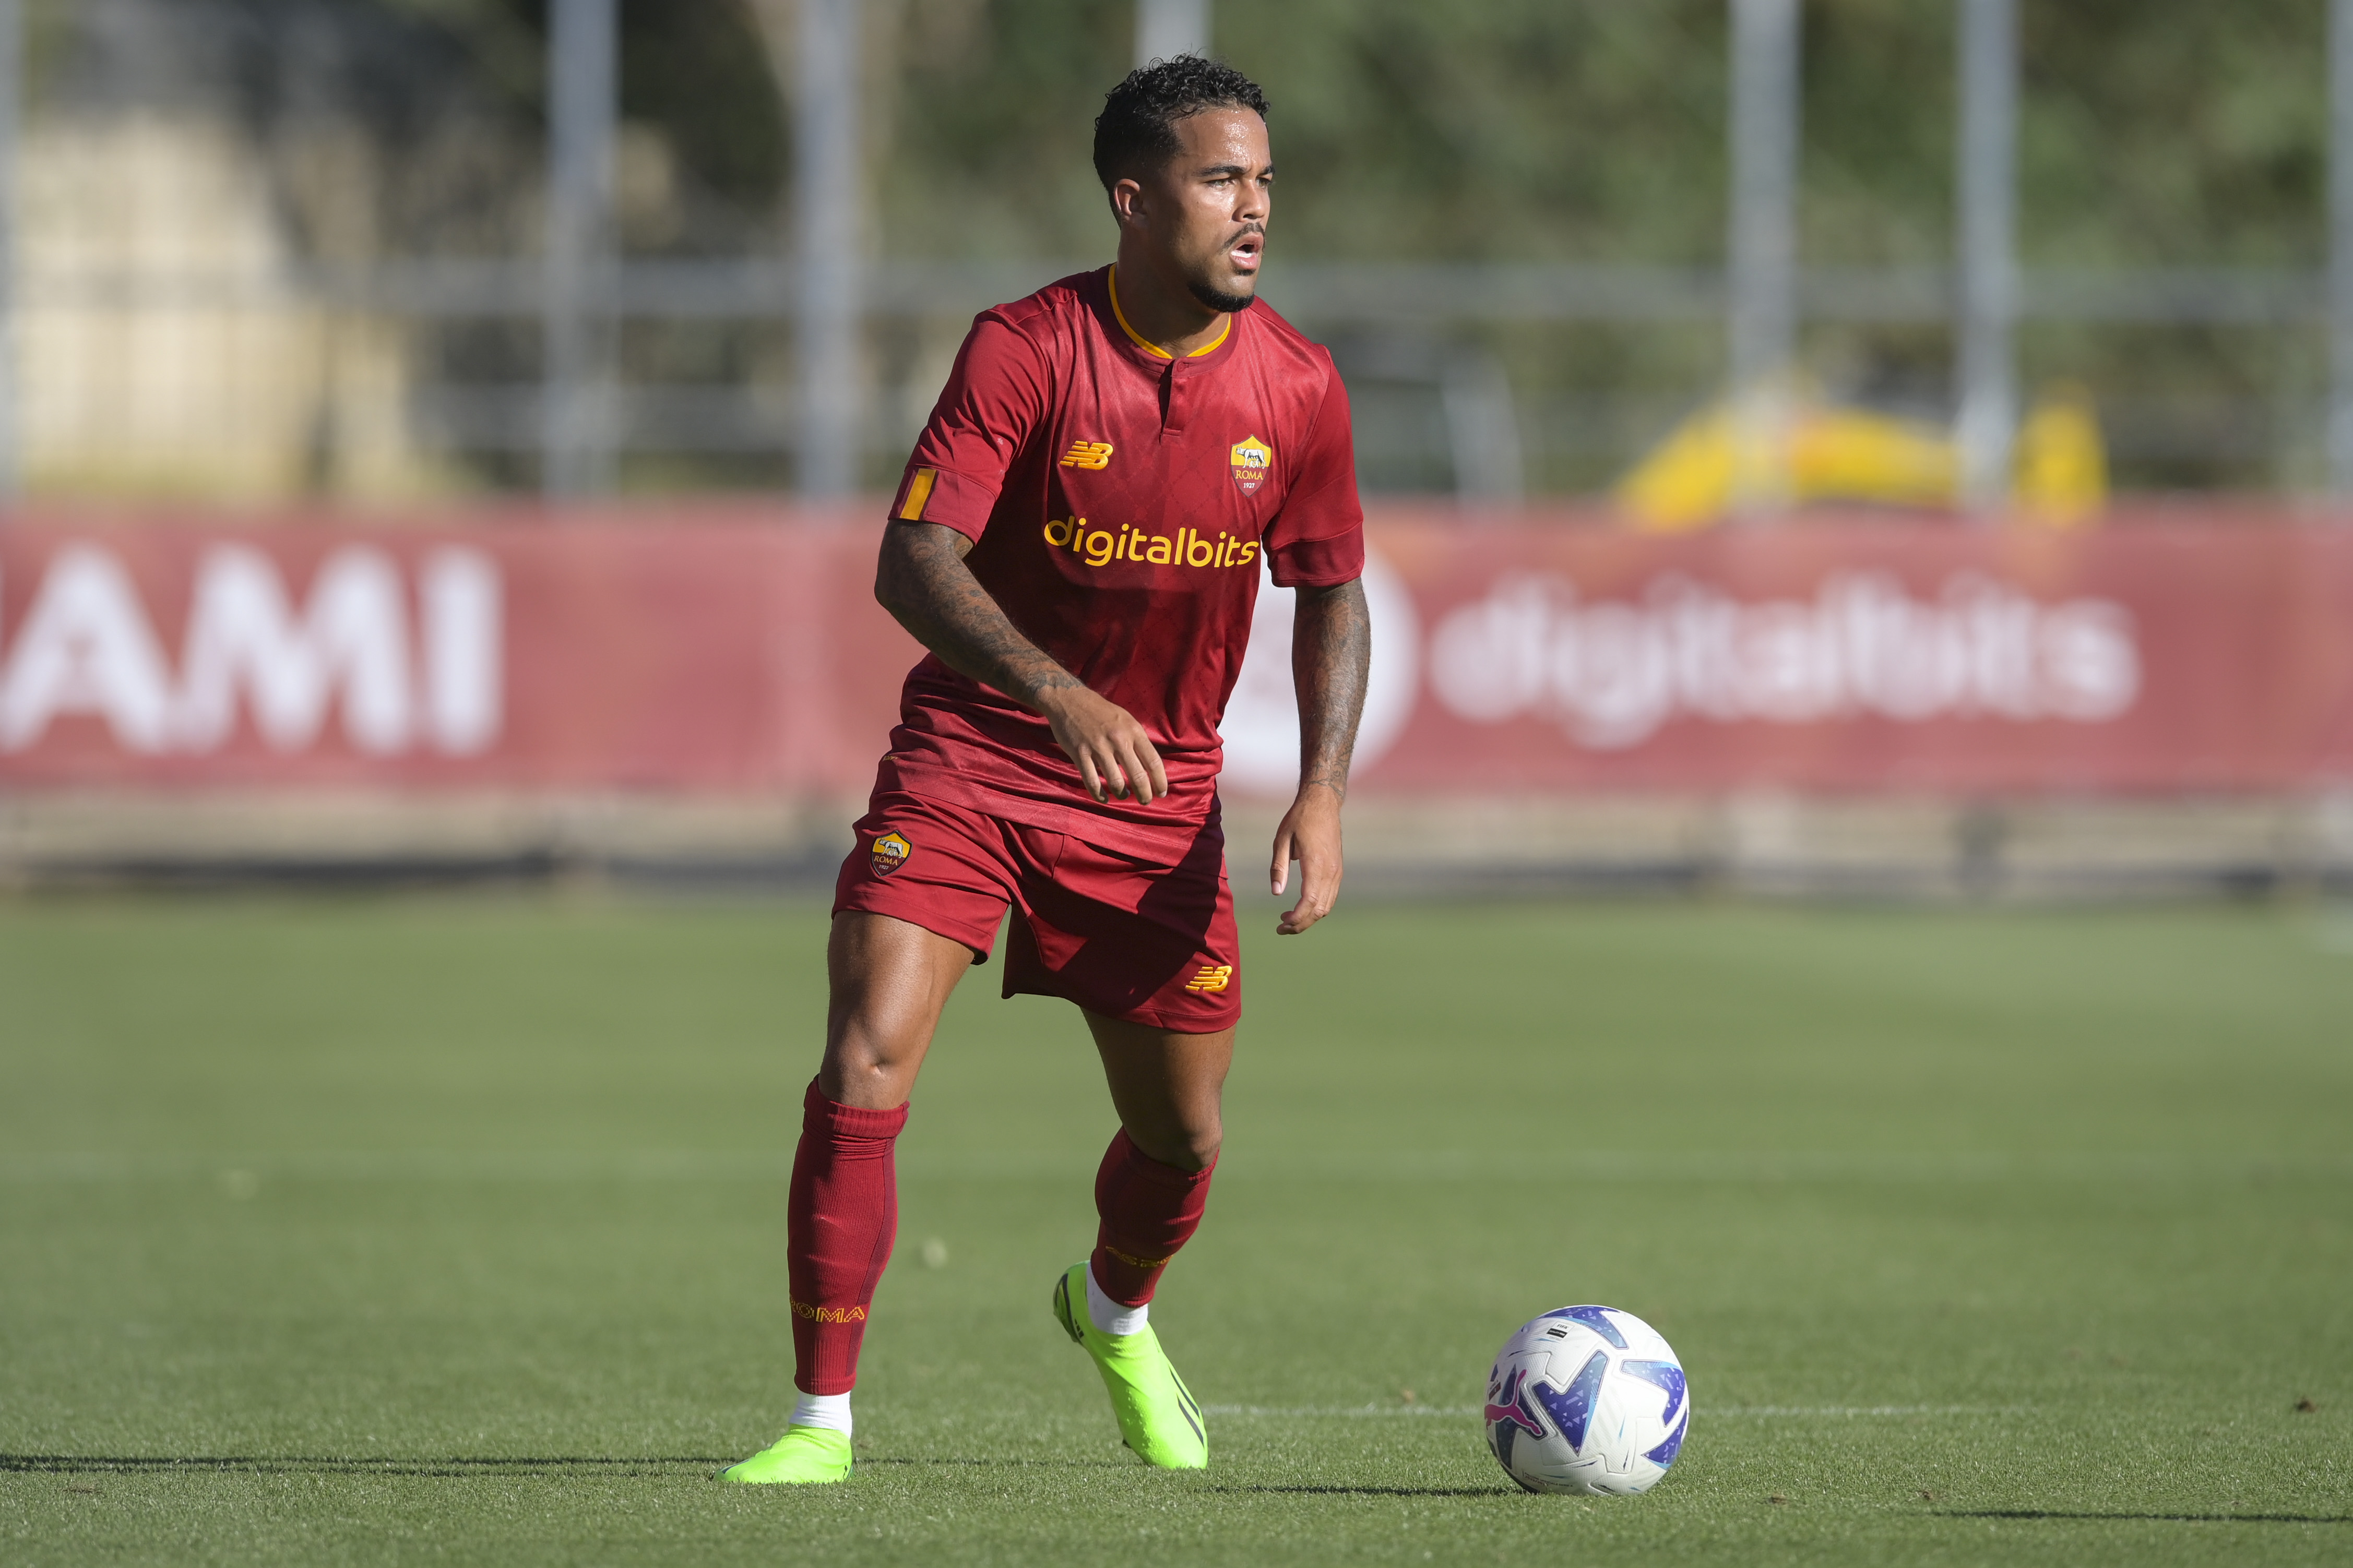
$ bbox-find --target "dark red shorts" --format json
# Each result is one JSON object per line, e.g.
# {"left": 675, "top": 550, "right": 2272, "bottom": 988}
{"left": 833, "top": 789, "right": 1241, "bottom": 1032}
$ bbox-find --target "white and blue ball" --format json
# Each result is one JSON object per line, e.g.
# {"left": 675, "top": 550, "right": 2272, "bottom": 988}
{"left": 1483, "top": 1305, "right": 1689, "bottom": 1495}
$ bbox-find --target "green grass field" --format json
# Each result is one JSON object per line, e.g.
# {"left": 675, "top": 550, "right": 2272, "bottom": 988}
{"left": 3, "top": 891, "right": 2349, "bottom": 1566}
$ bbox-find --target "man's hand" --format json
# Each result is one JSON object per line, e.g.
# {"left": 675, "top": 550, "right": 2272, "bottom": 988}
{"left": 1040, "top": 686, "right": 1169, "bottom": 804}
{"left": 878, "top": 520, "right": 1169, "bottom": 805}
{"left": 1269, "top": 782, "right": 1344, "bottom": 935}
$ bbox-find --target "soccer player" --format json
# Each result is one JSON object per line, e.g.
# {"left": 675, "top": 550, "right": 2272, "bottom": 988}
{"left": 723, "top": 55, "right": 1368, "bottom": 1485}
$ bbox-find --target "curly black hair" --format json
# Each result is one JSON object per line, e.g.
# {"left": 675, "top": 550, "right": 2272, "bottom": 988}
{"left": 1092, "top": 55, "right": 1270, "bottom": 194}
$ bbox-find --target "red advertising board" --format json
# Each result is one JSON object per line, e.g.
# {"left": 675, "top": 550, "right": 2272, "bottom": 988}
{"left": 0, "top": 510, "right": 921, "bottom": 794}
{"left": 1, "top": 505, "right": 2349, "bottom": 797}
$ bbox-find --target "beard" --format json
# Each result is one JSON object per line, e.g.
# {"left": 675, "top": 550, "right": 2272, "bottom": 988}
{"left": 1186, "top": 281, "right": 1261, "bottom": 315}
{"left": 1186, "top": 273, "right": 1259, "bottom": 315}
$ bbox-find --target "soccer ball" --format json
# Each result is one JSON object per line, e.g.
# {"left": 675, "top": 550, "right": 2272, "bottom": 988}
{"left": 1483, "top": 1304, "right": 1689, "bottom": 1495}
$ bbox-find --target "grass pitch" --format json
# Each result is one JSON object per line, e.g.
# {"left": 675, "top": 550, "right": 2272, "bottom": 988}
{"left": 2, "top": 890, "right": 2348, "bottom": 1566}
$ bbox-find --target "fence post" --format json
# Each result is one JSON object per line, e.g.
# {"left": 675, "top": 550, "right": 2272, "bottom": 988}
{"left": 0, "top": 0, "right": 21, "bottom": 504}
{"left": 2332, "top": 0, "right": 2353, "bottom": 497}
{"left": 1956, "top": 0, "right": 2018, "bottom": 516}
{"left": 795, "top": 0, "right": 863, "bottom": 499}
{"left": 1727, "top": 0, "right": 1800, "bottom": 519}
{"left": 1136, "top": 0, "right": 1210, "bottom": 66}
{"left": 543, "top": 0, "right": 617, "bottom": 499}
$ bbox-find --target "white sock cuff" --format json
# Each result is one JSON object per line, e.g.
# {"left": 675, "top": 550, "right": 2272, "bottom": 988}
{"left": 790, "top": 1390, "right": 853, "bottom": 1437}
{"left": 1086, "top": 1266, "right": 1150, "bottom": 1337}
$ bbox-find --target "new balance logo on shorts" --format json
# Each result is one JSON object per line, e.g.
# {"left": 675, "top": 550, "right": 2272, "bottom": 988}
{"left": 870, "top": 831, "right": 912, "bottom": 877}
{"left": 1184, "top": 965, "right": 1233, "bottom": 994}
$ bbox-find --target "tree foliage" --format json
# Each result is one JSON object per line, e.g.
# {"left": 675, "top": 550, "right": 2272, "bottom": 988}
{"left": 37, "top": 0, "right": 2346, "bottom": 490}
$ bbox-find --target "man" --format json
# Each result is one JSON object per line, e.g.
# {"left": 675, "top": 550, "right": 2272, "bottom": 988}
{"left": 723, "top": 55, "right": 1368, "bottom": 1485}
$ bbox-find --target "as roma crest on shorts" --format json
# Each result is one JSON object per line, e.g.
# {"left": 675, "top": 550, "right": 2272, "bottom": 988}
{"left": 1230, "top": 436, "right": 1271, "bottom": 495}
{"left": 870, "top": 831, "right": 912, "bottom": 877}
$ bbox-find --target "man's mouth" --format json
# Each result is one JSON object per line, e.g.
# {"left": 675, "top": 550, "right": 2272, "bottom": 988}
{"left": 1228, "top": 231, "right": 1263, "bottom": 272}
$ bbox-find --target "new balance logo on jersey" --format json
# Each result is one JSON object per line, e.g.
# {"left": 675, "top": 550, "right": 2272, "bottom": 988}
{"left": 1041, "top": 517, "right": 1258, "bottom": 571}
{"left": 1060, "top": 440, "right": 1115, "bottom": 470}
{"left": 1184, "top": 965, "right": 1233, "bottom": 993}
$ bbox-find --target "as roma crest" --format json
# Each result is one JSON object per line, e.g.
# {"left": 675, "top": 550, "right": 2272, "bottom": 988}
{"left": 1230, "top": 436, "right": 1271, "bottom": 496}
{"left": 870, "top": 831, "right": 912, "bottom": 877}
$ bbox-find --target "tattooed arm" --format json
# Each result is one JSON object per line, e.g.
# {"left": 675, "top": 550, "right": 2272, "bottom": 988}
{"left": 1269, "top": 576, "right": 1371, "bottom": 935}
{"left": 875, "top": 519, "right": 1168, "bottom": 804}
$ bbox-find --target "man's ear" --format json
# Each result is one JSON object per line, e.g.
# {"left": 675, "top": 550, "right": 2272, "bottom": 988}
{"left": 1111, "top": 176, "right": 1146, "bottom": 229}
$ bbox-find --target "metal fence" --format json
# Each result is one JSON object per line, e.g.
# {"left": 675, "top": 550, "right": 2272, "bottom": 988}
{"left": 5, "top": 0, "right": 2353, "bottom": 506}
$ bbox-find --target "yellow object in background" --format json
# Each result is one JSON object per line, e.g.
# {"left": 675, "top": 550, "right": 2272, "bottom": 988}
{"left": 1614, "top": 384, "right": 2108, "bottom": 529}
{"left": 1790, "top": 402, "right": 1958, "bottom": 510}
{"left": 1612, "top": 404, "right": 1741, "bottom": 532}
{"left": 2011, "top": 385, "right": 2108, "bottom": 528}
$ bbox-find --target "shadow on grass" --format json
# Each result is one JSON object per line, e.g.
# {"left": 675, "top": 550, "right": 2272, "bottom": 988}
{"left": 3, "top": 1454, "right": 731, "bottom": 1478}
{"left": 7, "top": 1453, "right": 1146, "bottom": 1478}
{"left": 856, "top": 1457, "right": 1137, "bottom": 1469}
{"left": 1940, "top": 1511, "right": 2352, "bottom": 1525}
{"left": 1215, "top": 1484, "right": 1518, "bottom": 1498}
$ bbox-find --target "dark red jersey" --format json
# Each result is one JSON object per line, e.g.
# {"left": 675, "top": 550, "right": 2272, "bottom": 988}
{"left": 877, "top": 265, "right": 1364, "bottom": 858}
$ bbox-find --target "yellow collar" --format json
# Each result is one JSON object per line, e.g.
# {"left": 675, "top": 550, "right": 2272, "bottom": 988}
{"left": 1108, "top": 265, "right": 1232, "bottom": 360}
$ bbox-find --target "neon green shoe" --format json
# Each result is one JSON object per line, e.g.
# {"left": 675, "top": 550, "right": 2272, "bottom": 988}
{"left": 1051, "top": 1262, "right": 1207, "bottom": 1469}
{"left": 718, "top": 1425, "right": 852, "bottom": 1485}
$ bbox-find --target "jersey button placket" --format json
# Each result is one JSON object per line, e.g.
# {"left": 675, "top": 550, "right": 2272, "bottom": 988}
{"left": 1161, "top": 359, "right": 1188, "bottom": 435}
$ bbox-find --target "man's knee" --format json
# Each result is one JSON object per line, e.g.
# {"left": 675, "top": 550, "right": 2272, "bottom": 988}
{"left": 820, "top": 913, "right": 972, "bottom": 1107}
{"left": 1129, "top": 1116, "right": 1221, "bottom": 1173}
{"left": 1170, "top": 1129, "right": 1221, "bottom": 1172}
{"left": 821, "top": 1031, "right": 910, "bottom": 1100}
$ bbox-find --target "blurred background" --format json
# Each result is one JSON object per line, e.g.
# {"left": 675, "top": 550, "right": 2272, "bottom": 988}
{"left": 0, "top": 0, "right": 2350, "bottom": 895}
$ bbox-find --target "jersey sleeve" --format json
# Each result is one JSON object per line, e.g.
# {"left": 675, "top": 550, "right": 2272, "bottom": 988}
{"left": 1263, "top": 361, "right": 1365, "bottom": 588}
{"left": 886, "top": 313, "right": 1052, "bottom": 540}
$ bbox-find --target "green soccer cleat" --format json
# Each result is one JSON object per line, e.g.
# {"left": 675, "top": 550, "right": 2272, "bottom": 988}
{"left": 1052, "top": 1261, "right": 1207, "bottom": 1469}
{"left": 718, "top": 1425, "right": 852, "bottom": 1485}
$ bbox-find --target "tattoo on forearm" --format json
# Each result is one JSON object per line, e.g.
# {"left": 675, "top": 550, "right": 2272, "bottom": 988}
{"left": 876, "top": 522, "right": 1083, "bottom": 708}
{"left": 1293, "top": 578, "right": 1370, "bottom": 800}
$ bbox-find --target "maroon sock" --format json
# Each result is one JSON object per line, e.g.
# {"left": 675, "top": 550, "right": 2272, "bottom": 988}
{"left": 786, "top": 1079, "right": 908, "bottom": 1395}
{"left": 1089, "top": 1129, "right": 1217, "bottom": 1308}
